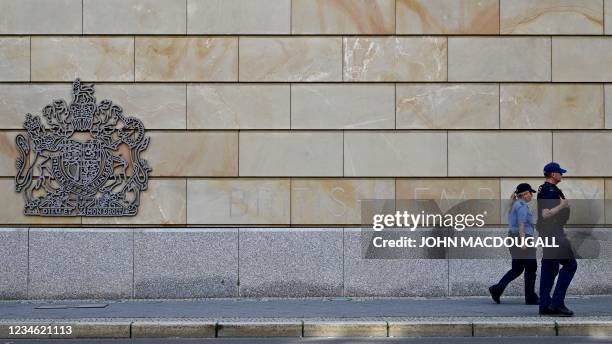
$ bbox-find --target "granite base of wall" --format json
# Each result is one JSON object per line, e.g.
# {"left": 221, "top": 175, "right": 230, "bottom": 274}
{"left": 1, "top": 227, "right": 611, "bottom": 300}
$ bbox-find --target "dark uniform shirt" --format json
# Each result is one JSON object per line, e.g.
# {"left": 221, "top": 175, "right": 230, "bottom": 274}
{"left": 536, "top": 181, "right": 573, "bottom": 258}
{"left": 537, "top": 182, "right": 561, "bottom": 222}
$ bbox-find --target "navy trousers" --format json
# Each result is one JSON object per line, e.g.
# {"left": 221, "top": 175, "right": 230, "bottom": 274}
{"left": 492, "top": 256, "right": 539, "bottom": 302}
{"left": 492, "top": 239, "right": 539, "bottom": 302}
{"left": 539, "top": 233, "right": 578, "bottom": 311}
{"left": 539, "top": 258, "right": 577, "bottom": 311}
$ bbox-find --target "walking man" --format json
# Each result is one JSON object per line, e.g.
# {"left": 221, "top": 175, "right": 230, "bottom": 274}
{"left": 537, "top": 162, "right": 577, "bottom": 317}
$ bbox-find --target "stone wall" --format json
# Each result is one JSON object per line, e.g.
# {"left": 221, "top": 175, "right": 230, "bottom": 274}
{"left": 1, "top": 0, "right": 612, "bottom": 299}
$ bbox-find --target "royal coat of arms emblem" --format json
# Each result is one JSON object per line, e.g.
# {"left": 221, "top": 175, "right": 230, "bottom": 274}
{"left": 14, "top": 79, "right": 152, "bottom": 216}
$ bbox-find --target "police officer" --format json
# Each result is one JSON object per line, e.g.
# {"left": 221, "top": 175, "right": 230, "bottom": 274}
{"left": 489, "top": 183, "right": 539, "bottom": 305}
{"left": 537, "top": 162, "right": 577, "bottom": 317}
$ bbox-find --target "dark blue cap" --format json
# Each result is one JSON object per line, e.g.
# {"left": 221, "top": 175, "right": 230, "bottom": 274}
{"left": 543, "top": 162, "right": 567, "bottom": 175}
{"left": 515, "top": 183, "right": 536, "bottom": 194}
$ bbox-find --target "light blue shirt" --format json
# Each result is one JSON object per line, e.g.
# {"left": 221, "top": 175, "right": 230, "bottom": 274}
{"left": 508, "top": 198, "right": 535, "bottom": 236}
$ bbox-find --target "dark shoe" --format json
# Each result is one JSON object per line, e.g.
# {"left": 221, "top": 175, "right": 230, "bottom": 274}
{"left": 539, "top": 307, "right": 554, "bottom": 315}
{"left": 540, "top": 305, "right": 573, "bottom": 317}
{"left": 525, "top": 295, "right": 539, "bottom": 305}
{"left": 549, "top": 305, "right": 574, "bottom": 317}
{"left": 489, "top": 286, "right": 501, "bottom": 304}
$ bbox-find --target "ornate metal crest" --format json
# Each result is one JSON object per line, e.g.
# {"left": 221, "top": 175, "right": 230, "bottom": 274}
{"left": 14, "top": 79, "right": 152, "bottom": 216}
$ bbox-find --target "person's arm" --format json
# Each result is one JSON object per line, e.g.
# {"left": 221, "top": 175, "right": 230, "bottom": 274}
{"left": 542, "top": 199, "right": 568, "bottom": 219}
{"left": 517, "top": 206, "right": 527, "bottom": 249}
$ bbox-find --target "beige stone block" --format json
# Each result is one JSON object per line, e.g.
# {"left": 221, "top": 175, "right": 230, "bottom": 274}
{"left": 31, "top": 37, "right": 134, "bottom": 82}
{"left": 291, "top": 84, "right": 395, "bottom": 129}
{"left": 0, "top": 0, "right": 81, "bottom": 34}
{"left": 188, "top": 0, "right": 290, "bottom": 34}
{"left": 554, "top": 131, "right": 612, "bottom": 176}
{"left": 397, "top": 0, "right": 499, "bottom": 34}
{"left": 344, "top": 37, "right": 447, "bottom": 82}
{"left": 396, "top": 84, "right": 498, "bottom": 129}
{"left": 448, "top": 131, "right": 552, "bottom": 176}
{"left": 291, "top": 179, "right": 395, "bottom": 225}
{"left": 0, "top": 37, "right": 29, "bottom": 81}
{"left": 239, "top": 132, "right": 343, "bottom": 177}
{"left": 187, "top": 179, "right": 290, "bottom": 224}
{"left": 397, "top": 179, "right": 499, "bottom": 200}
{"left": 239, "top": 37, "right": 342, "bottom": 82}
{"left": 0, "top": 179, "right": 81, "bottom": 225}
{"left": 94, "top": 84, "right": 186, "bottom": 129}
{"left": 0, "top": 84, "right": 69, "bottom": 129}
{"left": 344, "top": 131, "right": 447, "bottom": 177}
{"left": 135, "top": 37, "right": 238, "bottom": 81}
{"left": 506, "top": 178, "right": 605, "bottom": 200}
{"left": 551, "top": 178, "right": 605, "bottom": 224}
{"left": 292, "top": 0, "right": 395, "bottom": 34}
{"left": 500, "top": 84, "right": 604, "bottom": 129}
{"left": 553, "top": 37, "right": 612, "bottom": 82}
{"left": 501, "top": 0, "right": 603, "bottom": 34}
{"left": 448, "top": 37, "right": 551, "bottom": 82}
{"left": 82, "top": 179, "right": 186, "bottom": 225}
{"left": 607, "top": 85, "right": 612, "bottom": 129}
{"left": 397, "top": 178, "right": 500, "bottom": 224}
{"left": 84, "top": 0, "right": 186, "bottom": 34}
{"left": 144, "top": 132, "right": 237, "bottom": 177}
{"left": 187, "top": 84, "right": 289, "bottom": 129}
{"left": 0, "top": 131, "right": 20, "bottom": 177}
{"left": 607, "top": 0, "right": 612, "bottom": 34}
{"left": 0, "top": 84, "right": 185, "bottom": 130}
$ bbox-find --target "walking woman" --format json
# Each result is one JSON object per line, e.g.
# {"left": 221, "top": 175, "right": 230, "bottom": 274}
{"left": 489, "top": 183, "right": 540, "bottom": 305}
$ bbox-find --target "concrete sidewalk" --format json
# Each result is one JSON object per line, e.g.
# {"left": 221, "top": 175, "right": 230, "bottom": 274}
{"left": 1, "top": 296, "right": 612, "bottom": 339}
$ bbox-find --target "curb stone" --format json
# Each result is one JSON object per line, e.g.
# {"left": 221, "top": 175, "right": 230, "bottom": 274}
{"left": 556, "top": 320, "right": 612, "bottom": 337}
{"left": 303, "top": 320, "right": 388, "bottom": 337}
{"left": 388, "top": 320, "right": 472, "bottom": 337}
{"left": 0, "top": 318, "right": 611, "bottom": 338}
{"left": 217, "top": 321, "right": 302, "bottom": 337}
{"left": 132, "top": 320, "right": 215, "bottom": 338}
{"left": 472, "top": 320, "right": 556, "bottom": 337}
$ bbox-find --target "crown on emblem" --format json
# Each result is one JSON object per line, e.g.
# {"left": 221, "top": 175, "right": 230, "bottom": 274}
{"left": 69, "top": 79, "right": 97, "bottom": 131}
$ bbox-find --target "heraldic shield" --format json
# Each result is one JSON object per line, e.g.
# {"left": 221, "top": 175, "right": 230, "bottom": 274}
{"left": 14, "top": 79, "right": 152, "bottom": 217}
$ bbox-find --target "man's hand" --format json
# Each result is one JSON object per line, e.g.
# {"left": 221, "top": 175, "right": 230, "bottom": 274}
{"left": 542, "top": 199, "right": 569, "bottom": 219}
{"left": 560, "top": 199, "right": 569, "bottom": 208}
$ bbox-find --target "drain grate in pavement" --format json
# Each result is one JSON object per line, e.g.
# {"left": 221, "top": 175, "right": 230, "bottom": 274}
{"left": 35, "top": 304, "right": 109, "bottom": 309}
